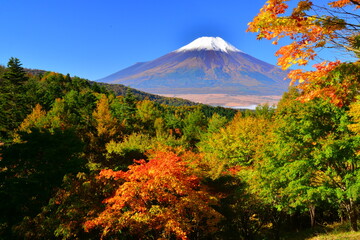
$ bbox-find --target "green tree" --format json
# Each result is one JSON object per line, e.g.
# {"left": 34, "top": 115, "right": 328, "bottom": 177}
{"left": 87, "top": 94, "right": 122, "bottom": 168}
{"left": 0, "top": 58, "right": 30, "bottom": 140}
{"left": 252, "top": 96, "right": 360, "bottom": 231}
{"left": 2, "top": 57, "right": 28, "bottom": 85}
{"left": 205, "top": 113, "right": 228, "bottom": 135}
{"left": 110, "top": 90, "right": 138, "bottom": 133}
{"left": 182, "top": 108, "right": 207, "bottom": 148}
{"left": 136, "top": 100, "right": 162, "bottom": 134}
{"left": 199, "top": 113, "right": 271, "bottom": 179}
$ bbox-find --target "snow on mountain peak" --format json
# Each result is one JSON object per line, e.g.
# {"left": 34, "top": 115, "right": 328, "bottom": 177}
{"left": 175, "top": 37, "right": 242, "bottom": 53}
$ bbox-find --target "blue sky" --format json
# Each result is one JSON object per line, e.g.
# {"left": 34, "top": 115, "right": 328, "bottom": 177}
{"left": 0, "top": 0, "right": 347, "bottom": 80}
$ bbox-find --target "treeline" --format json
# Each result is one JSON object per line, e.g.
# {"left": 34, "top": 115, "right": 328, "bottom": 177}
{"left": 20, "top": 66, "right": 240, "bottom": 117}
{"left": 96, "top": 82, "right": 241, "bottom": 118}
{"left": 1, "top": 57, "right": 360, "bottom": 240}
{"left": 97, "top": 82, "right": 199, "bottom": 107}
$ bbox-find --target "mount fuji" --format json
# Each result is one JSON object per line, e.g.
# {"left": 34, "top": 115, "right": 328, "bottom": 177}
{"left": 98, "top": 37, "right": 289, "bottom": 105}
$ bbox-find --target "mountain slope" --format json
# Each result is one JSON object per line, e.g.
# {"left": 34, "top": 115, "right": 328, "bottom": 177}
{"left": 98, "top": 37, "right": 289, "bottom": 96}
{"left": 94, "top": 81, "right": 199, "bottom": 106}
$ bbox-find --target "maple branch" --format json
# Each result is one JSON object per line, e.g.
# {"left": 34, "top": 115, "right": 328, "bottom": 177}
{"left": 324, "top": 6, "right": 360, "bottom": 19}
{"left": 310, "top": 4, "right": 360, "bottom": 29}
{"left": 304, "top": 13, "right": 360, "bottom": 30}
{"left": 334, "top": 41, "right": 360, "bottom": 54}
{"left": 349, "top": 0, "right": 360, "bottom": 6}
{"left": 327, "top": 29, "right": 360, "bottom": 55}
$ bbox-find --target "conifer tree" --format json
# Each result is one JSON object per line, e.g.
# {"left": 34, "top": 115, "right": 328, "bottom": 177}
{"left": 0, "top": 58, "right": 30, "bottom": 140}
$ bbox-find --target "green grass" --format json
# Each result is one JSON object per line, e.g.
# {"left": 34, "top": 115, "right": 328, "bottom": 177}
{"left": 307, "top": 231, "right": 360, "bottom": 240}
{"left": 279, "top": 221, "right": 360, "bottom": 240}
{"left": 306, "top": 222, "right": 360, "bottom": 240}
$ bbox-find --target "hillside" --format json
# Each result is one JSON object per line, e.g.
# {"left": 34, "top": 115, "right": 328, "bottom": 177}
{"left": 22, "top": 68, "right": 199, "bottom": 107}
{"left": 22, "top": 68, "right": 240, "bottom": 118}
{"left": 95, "top": 82, "right": 199, "bottom": 106}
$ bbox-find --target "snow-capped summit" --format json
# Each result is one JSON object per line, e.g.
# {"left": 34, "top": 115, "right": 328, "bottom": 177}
{"left": 98, "top": 36, "right": 289, "bottom": 97}
{"left": 175, "top": 36, "right": 242, "bottom": 53}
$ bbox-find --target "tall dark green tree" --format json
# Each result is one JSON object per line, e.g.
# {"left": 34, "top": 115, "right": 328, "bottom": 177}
{"left": 0, "top": 58, "right": 30, "bottom": 141}
{"left": 2, "top": 58, "right": 28, "bottom": 85}
{"left": 110, "top": 89, "right": 138, "bottom": 133}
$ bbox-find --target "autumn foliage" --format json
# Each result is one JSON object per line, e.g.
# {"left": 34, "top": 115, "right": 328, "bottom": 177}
{"left": 4, "top": 2, "right": 360, "bottom": 236}
{"left": 248, "top": 0, "right": 360, "bottom": 106}
{"left": 84, "top": 151, "right": 222, "bottom": 239}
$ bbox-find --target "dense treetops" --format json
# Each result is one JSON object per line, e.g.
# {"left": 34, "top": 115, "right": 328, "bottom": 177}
{"left": 97, "top": 82, "right": 199, "bottom": 107}
{"left": 0, "top": 57, "right": 245, "bottom": 239}
{"left": 2, "top": 2, "right": 360, "bottom": 237}
{"left": 247, "top": 0, "right": 360, "bottom": 233}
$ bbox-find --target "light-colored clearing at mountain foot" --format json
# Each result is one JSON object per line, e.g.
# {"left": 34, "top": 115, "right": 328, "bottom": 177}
{"left": 159, "top": 94, "right": 282, "bottom": 108}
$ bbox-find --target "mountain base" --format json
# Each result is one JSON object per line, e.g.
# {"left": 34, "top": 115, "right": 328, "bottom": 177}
{"left": 158, "top": 93, "right": 282, "bottom": 109}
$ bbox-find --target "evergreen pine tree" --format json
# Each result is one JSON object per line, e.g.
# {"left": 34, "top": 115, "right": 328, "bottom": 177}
{"left": 0, "top": 58, "right": 30, "bottom": 141}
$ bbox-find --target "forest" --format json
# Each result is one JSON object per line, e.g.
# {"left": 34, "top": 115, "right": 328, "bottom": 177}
{"left": 2, "top": 0, "right": 360, "bottom": 239}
